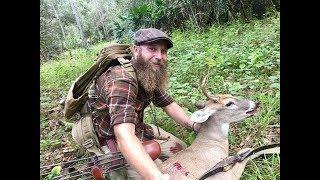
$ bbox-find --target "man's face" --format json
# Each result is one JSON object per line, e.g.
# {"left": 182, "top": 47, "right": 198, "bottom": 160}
{"left": 133, "top": 40, "right": 168, "bottom": 71}
{"left": 131, "top": 40, "right": 169, "bottom": 92}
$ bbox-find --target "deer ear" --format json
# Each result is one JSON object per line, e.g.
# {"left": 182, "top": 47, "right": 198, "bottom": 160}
{"left": 190, "top": 108, "right": 216, "bottom": 123}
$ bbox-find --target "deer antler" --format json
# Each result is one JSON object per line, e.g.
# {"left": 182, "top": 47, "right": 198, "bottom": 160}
{"left": 200, "top": 75, "right": 219, "bottom": 103}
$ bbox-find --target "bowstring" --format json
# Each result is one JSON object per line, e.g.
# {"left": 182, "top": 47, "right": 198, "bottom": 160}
{"left": 40, "top": 146, "right": 179, "bottom": 179}
{"left": 54, "top": 161, "right": 130, "bottom": 180}
{"left": 59, "top": 163, "right": 131, "bottom": 180}
{"left": 41, "top": 130, "right": 172, "bottom": 173}
{"left": 40, "top": 152, "right": 124, "bottom": 178}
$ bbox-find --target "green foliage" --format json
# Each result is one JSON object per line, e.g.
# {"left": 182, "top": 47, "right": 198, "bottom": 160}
{"left": 167, "top": 14, "right": 280, "bottom": 98}
{"left": 43, "top": 165, "right": 62, "bottom": 180}
{"left": 111, "top": 0, "right": 168, "bottom": 43}
{"left": 241, "top": 154, "right": 280, "bottom": 179}
{"left": 40, "top": 42, "right": 107, "bottom": 91}
{"left": 111, "top": 0, "right": 280, "bottom": 43}
{"left": 41, "top": 0, "right": 280, "bottom": 61}
{"left": 41, "top": 139, "right": 62, "bottom": 152}
{"left": 64, "top": 33, "right": 80, "bottom": 50}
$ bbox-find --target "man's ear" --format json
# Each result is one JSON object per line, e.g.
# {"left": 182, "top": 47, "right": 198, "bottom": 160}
{"left": 133, "top": 45, "right": 140, "bottom": 52}
{"left": 131, "top": 45, "right": 140, "bottom": 57}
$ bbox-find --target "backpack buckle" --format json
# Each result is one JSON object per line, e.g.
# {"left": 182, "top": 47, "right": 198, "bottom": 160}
{"left": 88, "top": 89, "right": 98, "bottom": 99}
{"left": 88, "top": 94, "right": 98, "bottom": 99}
{"left": 91, "top": 110, "right": 99, "bottom": 118}
{"left": 75, "top": 112, "right": 81, "bottom": 120}
{"left": 82, "top": 138, "right": 94, "bottom": 148}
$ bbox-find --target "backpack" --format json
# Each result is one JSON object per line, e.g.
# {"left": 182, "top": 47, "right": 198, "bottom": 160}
{"left": 62, "top": 43, "right": 136, "bottom": 120}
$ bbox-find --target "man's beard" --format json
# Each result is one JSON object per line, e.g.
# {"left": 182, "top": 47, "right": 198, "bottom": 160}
{"left": 132, "top": 53, "right": 169, "bottom": 93}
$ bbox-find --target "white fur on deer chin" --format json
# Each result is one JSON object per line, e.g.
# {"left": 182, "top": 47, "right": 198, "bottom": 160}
{"left": 221, "top": 123, "right": 229, "bottom": 137}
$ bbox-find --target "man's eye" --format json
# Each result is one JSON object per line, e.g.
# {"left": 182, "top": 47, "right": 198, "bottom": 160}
{"left": 149, "top": 47, "right": 156, "bottom": 51}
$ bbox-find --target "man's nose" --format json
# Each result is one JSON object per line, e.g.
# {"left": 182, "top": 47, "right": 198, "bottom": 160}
{"left": 154, "top": 50, "right": 163, "bottom": 60}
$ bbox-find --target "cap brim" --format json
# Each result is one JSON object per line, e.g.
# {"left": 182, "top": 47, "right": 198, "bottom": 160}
{"left": 136, "top": 37, "right": 173, "bottom": 49}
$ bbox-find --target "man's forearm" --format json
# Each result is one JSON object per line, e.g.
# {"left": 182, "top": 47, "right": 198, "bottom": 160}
{"left": 114, "top": 123, "right": 163, "bottom": 179}
{"left": 163, "top": 102, "right": 193, "bottom": 128}
{"left": 163, "top": 102, "right": 202, "bottom": 132}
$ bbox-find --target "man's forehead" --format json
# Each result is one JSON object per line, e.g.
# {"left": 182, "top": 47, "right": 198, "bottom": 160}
{"left": 140, "top": 40, "right": 169, "bottom": 49}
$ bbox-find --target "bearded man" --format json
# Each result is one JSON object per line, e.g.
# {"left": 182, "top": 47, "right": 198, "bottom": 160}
{"left": 91, "top": 28, "right": 201, "bottom": 180}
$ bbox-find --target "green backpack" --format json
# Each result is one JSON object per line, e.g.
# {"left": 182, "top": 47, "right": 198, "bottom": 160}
{"left": 62, "top": 43, "right": 136, "bottom": 120}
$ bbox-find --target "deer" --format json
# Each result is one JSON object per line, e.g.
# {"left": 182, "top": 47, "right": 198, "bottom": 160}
{"left": 40, "top": 75, "right": 278, "bottom": 180}
{"left": 158, "top": 75, "right": 260, "bottom": 180}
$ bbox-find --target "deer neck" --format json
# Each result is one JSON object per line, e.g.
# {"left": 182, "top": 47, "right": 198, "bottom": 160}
{"left": 191, "top": 116, "right": 230, "bottom": 154}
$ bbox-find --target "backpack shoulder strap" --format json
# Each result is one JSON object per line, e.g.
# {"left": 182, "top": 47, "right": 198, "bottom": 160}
{"left": 63, "top": 44, "right": 135, "bottom": 119}
{"left": 117, "top": 57, "right": 136, "bottom": 81}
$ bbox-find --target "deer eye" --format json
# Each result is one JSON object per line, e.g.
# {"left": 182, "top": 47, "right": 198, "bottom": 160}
{"left": 225, "top": 102, "right": 234, "bottom": 107}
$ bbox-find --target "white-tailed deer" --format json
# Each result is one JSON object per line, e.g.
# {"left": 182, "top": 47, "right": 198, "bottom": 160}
{"left": 40, "top": 76, "right": 278, "bottom": 180}
{"left": 159, "top": 76, "right": 260, "bottom": 180}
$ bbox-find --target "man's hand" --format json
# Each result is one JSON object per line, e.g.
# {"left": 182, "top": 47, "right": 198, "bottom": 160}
{"left": 163, "top": 102, "right": 202, "bottom": 133}
{"left": 114, "top": 123, "right": 164, "bottom": 179}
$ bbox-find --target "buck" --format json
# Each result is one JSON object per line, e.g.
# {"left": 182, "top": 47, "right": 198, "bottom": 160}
{"left": 158, "top": 75, "right": 260, "bottom": 180}
{"left": 40, "top": 75, "right": 279, "bottom": 180}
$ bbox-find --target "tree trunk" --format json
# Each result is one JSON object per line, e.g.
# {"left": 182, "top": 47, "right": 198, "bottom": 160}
{"left": 51, "top": 2, "right": 66, "bottom": 51}
{"left": 69, "top": 0, "right": 88, "bottom": 49}
{"left": 227, "top": 0, "right": 235, "bottom": 22}
{"left": 93, "top": 0, "right": 108, "bottom": 41}
{"left": 238, "top": 0, "right": 248, "bottom": 21}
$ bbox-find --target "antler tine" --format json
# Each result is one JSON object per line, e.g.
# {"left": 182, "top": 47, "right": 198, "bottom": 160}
{"left": 200, "top": 75, "right": 219, "bottom": 103}
{"left": 200, "top": 75, "right": 210, "bottom": 99}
